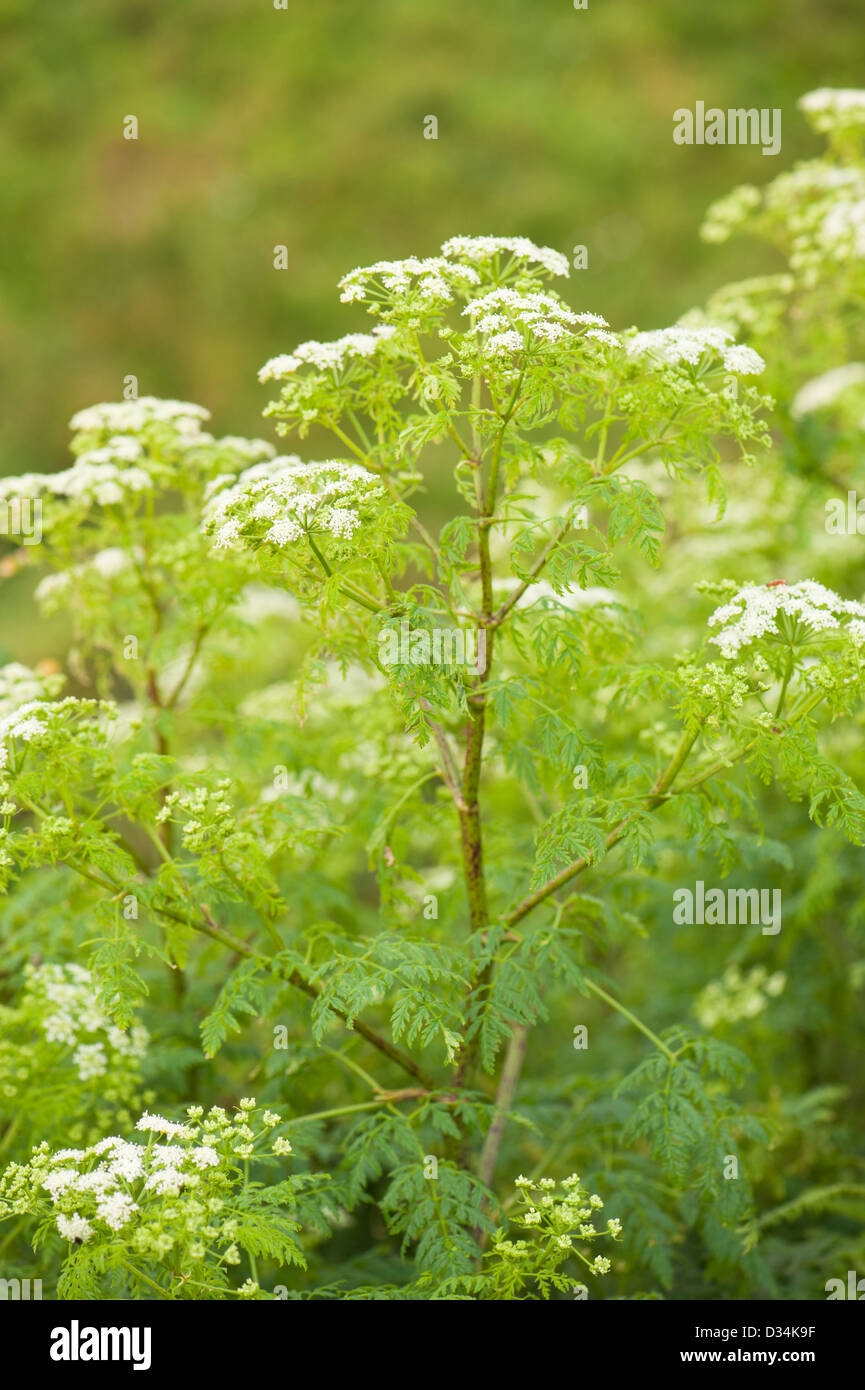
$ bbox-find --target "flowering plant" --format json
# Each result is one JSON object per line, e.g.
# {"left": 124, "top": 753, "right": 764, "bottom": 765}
{"left": 0, "top": 1100, "right": 308, "bottom": 1299}
{"left": 2, "top": 91, "right": 865, "bottom": 1301}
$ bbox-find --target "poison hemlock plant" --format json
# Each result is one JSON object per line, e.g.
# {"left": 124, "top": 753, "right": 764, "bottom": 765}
{"left": 2, "top": 91, "right": 865, "bottom": 1300}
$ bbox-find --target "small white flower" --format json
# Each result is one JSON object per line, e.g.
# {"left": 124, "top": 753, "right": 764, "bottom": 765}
{"left": 135, "top": 1111, "right": 192, "bottom": 1140}
{"left": 106, "top": 1141, "right": 146, "bottom": 1182}
{"left": 144, "top": 1168, "right": 186, "bottom": 1194}
{"left": 56, "top": 1212, "right": 93, "bottom": 1243}
{"left": 95, "top": 1193, "right": 139, "bottom": 1231}
{"left": 73, "top": 1042, "right": 108, "bottom": 1081}
{"left": 41, "top": 1169, "right": 79, "bottom": 1199}
{"left": 189, "top": 1146, "right": 220, "bottom": 1169}
{"left": 721, "top": 344, "right": 765, "bottom": 375}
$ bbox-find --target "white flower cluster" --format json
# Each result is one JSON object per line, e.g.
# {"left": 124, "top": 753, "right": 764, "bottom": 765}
{"left": 763, "top": 164, "right": 865, "bottom": 280}
{"left": 0, "top": 670, "right": 63, "bottom": 800}
{"left": 34, "top": 547, "right": 134, "bottom": 606}
{"left": 216, "top": 436, "right": 277, "bottom": 463}
{"left": 0, "top": 450, "right": 151, "bottom": 511}
{"left": 69, "top": 399, "right": 276, "bottom": 480}
{"left": 707, "top": 580, "right": 865, "bottom": 657}
{"left": 799, "top": 87, "right": 865, "bottom": 136}
{"left": 441, "top": 235, "right": 569, "bottom": 278}
{"left": 69, "top": 398, "right": 211, "bottom": 436}
{"left": 0, "top": 438, "right": 153, "bottom": 510}
{"left": 202, "top": 457, "right": 387, "bottom": 550}
{"left": 0, "top": 663, "right": 52, "bottom": 719}
{"left": 463, "top": 288, "right": 615, "bottom": 357}
{"left": 0, "top": 698, "right": 52, "bottom": 745}
{"left": 338, "top": 254, "right": 480, "bottom": 305}
{"left": 42, "top": 1131, "right": 212, "bottom": 1239}
{"left": 702, "top": 98, "right": 865, "bottom": 282}
{"left": 819, "top": 194, "right": 865, "bottom": 261}
{"left": 0, "top": 1102, "right": 288, "bottom": 1249}
{"left": 0, "top": 403, "right": 274, "bottom": 527}
{"left": 695, "top": 965, "right": 786, "bottom": 1029}
{"left": 258, "top": 326, "right": 396, "bottom": 382}
{"left": 22, "top": 963, "right": 148, "bottom": 1082}
{"left": 626, "top": 325, "right": 765, "bottom": 375}
{"left": 53, "top": 436, "right": 152, "bottom": 503}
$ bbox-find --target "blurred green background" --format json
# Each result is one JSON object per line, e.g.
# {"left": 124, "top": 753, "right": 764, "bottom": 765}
{"left": 0, "top": 0, "right": 862, "bottom": 657}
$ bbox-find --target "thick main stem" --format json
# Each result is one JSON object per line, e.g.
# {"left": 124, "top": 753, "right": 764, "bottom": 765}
{"left": 451, "top": 408, "right": 498, "bottom": 1093}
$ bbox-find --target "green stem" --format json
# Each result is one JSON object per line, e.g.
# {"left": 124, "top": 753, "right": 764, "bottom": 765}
{"left": 121, "top": 1259, "right": 167, "bottom": 1298}
{"left": 288, "top": 1099, "right": 399, "bottom": 1124}
{"left": 774, "top": 648, "right": 795, "bottom": 718}
{"left": 506, "top": 728, "right": 700, "bottom": 927}
{"left": 584, "top": 979, "right": 677, "bottom": 1063}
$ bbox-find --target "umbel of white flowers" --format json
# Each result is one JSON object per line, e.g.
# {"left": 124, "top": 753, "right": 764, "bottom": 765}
{"left": 707, "top": 580, "right": 865, "bottom": 657}
{"left": 202, "top": 458, "right": 386, "bottom": 551}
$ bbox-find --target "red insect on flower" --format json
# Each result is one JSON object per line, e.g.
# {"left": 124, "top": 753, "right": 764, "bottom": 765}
{"left": 766, "top": 580, "right": 787, "bottom": 588}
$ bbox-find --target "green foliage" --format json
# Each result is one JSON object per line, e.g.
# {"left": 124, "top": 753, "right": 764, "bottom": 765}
{"left": 1, "top": 91, "right": 865, "bottom": 1301}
